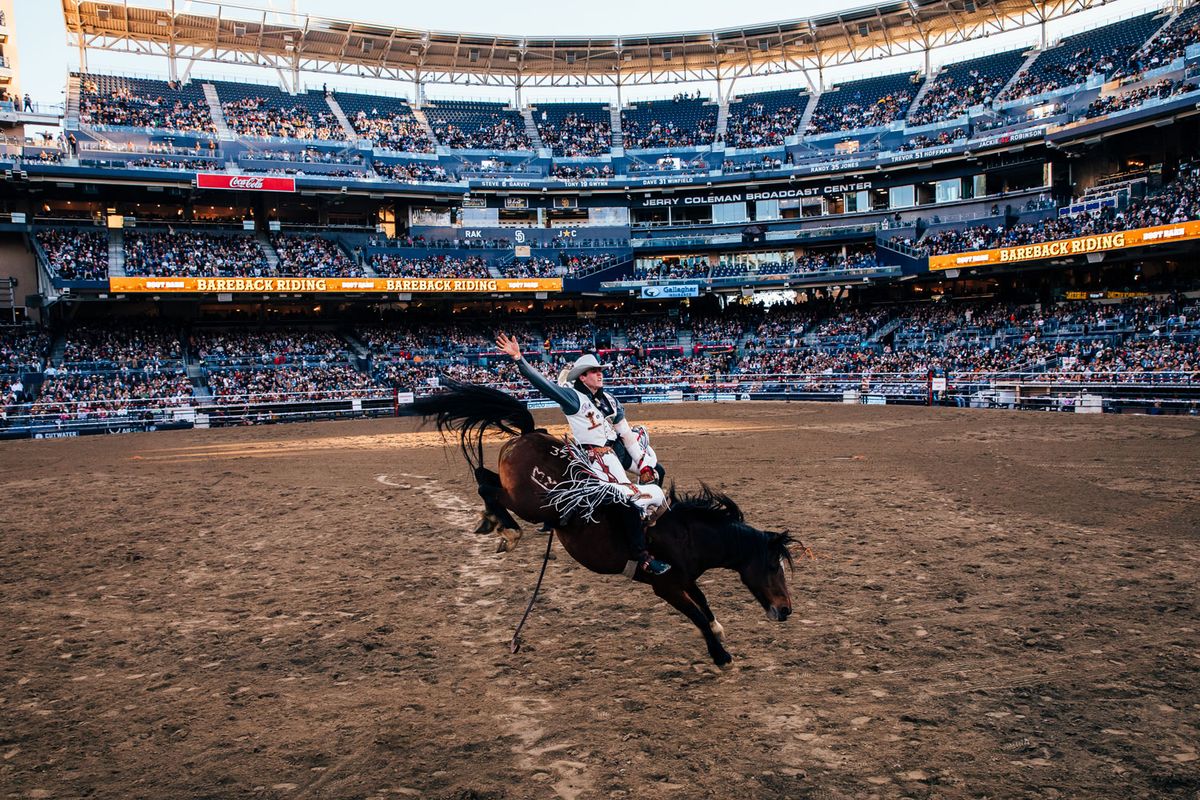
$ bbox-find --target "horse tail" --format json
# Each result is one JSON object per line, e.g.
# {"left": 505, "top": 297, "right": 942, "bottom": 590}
{"left": 401, "top": 378, "right": 537, "bottom": 470}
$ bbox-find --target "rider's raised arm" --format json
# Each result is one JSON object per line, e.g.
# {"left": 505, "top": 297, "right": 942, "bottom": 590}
{"left": 515, "top": 357, "right": 581, "bottom": 414}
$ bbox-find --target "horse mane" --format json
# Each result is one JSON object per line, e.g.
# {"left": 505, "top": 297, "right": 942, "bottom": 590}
{"left": 666, "top": 483, "right": 794, "bottom": 570}
{"left": 667, "top": 483, "right": 745, "bottom": 526}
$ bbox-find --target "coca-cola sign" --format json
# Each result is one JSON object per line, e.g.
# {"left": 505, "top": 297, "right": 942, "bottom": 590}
{"left": 196, "top": 173, "right": 296, "bottom": 192}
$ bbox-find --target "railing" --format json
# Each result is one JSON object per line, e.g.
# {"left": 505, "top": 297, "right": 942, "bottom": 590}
{"left": 5, "top": 369, "right": 1198, "bottom": 438}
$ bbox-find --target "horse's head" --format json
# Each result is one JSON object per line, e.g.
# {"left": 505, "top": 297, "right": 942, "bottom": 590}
{"left": 663, "top": 486, "right": 794, "bottom": 622}
{"left": 737, "top": 529, "right": 794, "bottom": 622}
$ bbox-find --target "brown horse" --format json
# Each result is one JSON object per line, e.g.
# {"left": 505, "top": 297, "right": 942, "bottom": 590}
{"left": 404, "top": 380, "right": 794, "bottom": 665}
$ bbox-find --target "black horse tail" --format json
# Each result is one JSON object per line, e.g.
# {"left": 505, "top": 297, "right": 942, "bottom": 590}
{"left": 401, "top": 378, "right": 537, "bottom": 470}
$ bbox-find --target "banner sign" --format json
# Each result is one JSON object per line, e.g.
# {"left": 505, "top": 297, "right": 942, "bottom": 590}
{"left": 640, "top": 284, "right": 700, "bottom": 298}
{"left": 637, "top": 182, "right": 872, "bottom": 208}
{"left": 928, "top": 220, "right": 1200, "bottom": 271}
{"left": 108, "top": 276, "right": 563, "bottom": 294}
{"left": 196, "top": 173, "right": 296, "bottom": 192}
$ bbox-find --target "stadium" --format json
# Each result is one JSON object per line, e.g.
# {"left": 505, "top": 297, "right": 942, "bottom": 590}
{"left": 1, "top": 0, "right": 1198, "bottom": 797}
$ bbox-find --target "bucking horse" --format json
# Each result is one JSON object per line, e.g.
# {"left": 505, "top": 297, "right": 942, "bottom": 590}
{"left": 404, "top": 379, "right": 795, "bottom": 665}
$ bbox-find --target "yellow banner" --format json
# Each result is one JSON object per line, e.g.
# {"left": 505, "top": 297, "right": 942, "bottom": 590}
{"left": 928, "top": 220, "right": 1200, "bottom": 271}
{"left": 107, "top": 276, "right": 564, "bottom": 294}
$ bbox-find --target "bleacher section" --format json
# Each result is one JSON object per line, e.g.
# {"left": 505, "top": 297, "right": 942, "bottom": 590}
{"left": 35, "top": 228, "right": 109, "bottom": 281}
{"left": 908, "top": 49, "right": 1027, "bottom": 126}
{"left": 530, "top": 103, "right": 612, "bottom": 156}
{"left": 123, "top": 230, "right": 268, "bottom": 278}
{"left": 725, "top": 89, "right": 811, "bottom": 149}
{"left": 424, "top": 101, "right": 531, "bottom": 150}
{"left": 1000, "top": 12, "right": 1162, "bottom": 102}
{"left": 1118, "top": 3, "right": 1200, "bottom": 78}
{"left": 621, "top": 97, "right": 717, "bottom": 149}
{"left": 210, "top": 81, "right": 344, "bottom": 141}
{"left": 806, "top": 72, "right": 920, "bottom": 134}
{"left": 76, "top": 73, "right": 215, "bottom": 134}
{"left": 334, "top": 92, "right": 434, "bottom": 153}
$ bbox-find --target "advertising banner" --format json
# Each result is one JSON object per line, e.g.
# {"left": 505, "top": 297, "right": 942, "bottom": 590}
{"left": 108, "top": 276, "right": 563, "bottom": 294}
{"left": 640, "top": 284, "right": 700, "bottom": 298}
{"left": 928, "top": 220, "right": 1200, "bottom": 271}
{"left": 196, "top": 173, "right": 297, "bottom": 192}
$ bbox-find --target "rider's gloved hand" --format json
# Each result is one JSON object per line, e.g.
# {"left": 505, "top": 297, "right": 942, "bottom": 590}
{"left": 639, "top": 466, "right": 657, "bottom": 485}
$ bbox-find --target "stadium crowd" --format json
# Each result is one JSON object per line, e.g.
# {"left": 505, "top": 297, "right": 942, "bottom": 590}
{"left": 35, "top": 229, "right": 110, "bottom": 281}
{"left": 350, "top": 110, "right": 434, "bottom": 153}
{"left": 4, "top": 296, "right": 1197, "bottom": 428}
{"left": 536, "top": 112, "right": 612, "bottom": 157}
{"left": 221, "top": 98, "right": 344, "bottom": 141}
{"left": 79, "top": 78, "right": 215, "bottom": 133}
{"left": 124, "top": 230, "right": 268, "bottom": 278}
{"left": 271, "top": 234, "right": 362, "bottom": 277}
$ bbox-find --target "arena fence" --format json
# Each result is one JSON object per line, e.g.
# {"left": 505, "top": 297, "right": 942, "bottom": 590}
{"left": 3, "top": 370, "right": 1198, "bottom": 439}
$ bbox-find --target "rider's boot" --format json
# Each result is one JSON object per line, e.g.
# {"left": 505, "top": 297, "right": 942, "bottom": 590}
{"left": 619, "top": 503, "right": 670, "bottom": 576}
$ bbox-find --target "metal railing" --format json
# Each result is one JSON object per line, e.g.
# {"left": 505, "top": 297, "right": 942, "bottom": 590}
{"left": 5, "top": 369, "right": 1198, "bottom": 438}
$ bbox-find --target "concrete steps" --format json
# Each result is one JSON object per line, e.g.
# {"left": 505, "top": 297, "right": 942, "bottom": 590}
{"left": 410, "top": 105, "right": 439, "bottom": 148}
{"left": 798, "top": 90, "right": 821, "bottom": 135}
{"left": 520, "top": 106, "right": 544, "bottom": 149}
{"left": 324, "top": 93, "right": 359, "bottom": 141}
{"left": 715, "top": 97, "right": 731, "bottom": 143}
{"left": 906, "top": 71, "right": 938, "bottom": 122}
{"left": 202, "top": 83, "right": 234, "bottom": 140}
{"left": 999, "top": 48, "right": 1044, "bottom": 101}
{"left": 255, "top": 230, "right": 281, "bottom": 272}
{"left": 65, "top": 74, "right": 82, "bottom": 130}
{"left": 609, "top": 104, "right": 623, "bottom": 149}
{"left": 107, "top": 228, "right": 126, "bottom": 278}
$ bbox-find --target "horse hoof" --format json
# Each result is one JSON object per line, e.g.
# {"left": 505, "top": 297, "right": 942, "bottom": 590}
{"left": 711, "top": 650, "right": 733, "bottom": 667}
{"left": 495, "top": 537, "right": 511, "bottom": 553}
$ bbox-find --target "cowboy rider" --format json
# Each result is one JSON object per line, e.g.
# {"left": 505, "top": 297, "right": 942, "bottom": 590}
{"left": 495, "top": 332, "right": 672, "bottom": 576}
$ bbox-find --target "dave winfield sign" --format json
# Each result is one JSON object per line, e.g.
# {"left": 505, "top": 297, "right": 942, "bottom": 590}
{"left": 928, "top": 220, "right": 1200, "bottom": 270}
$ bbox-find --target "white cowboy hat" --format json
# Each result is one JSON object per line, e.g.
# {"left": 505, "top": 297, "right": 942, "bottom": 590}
{"left": 565, "top": 353, "right": 610, "bottom": 383}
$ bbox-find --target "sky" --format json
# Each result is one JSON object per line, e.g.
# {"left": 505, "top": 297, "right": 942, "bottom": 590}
{"left": 11, "top": 0, "right": 1169, "bottom": 112}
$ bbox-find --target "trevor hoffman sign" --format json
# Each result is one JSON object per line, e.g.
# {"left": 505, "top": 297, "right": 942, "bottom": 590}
{"left": 195, "top": 174, "right": 297, "bottom": 192}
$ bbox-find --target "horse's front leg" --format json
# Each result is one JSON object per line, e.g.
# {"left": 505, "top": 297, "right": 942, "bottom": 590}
{"left": 651, "top": 580, "right": 732, "bottom": 666}
{"left": 685, "top": 581, "right": 726, "bottom": 646}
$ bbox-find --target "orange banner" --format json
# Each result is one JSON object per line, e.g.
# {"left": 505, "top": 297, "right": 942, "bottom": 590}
{"left": 928, "top": 220, "right": 1200, "bottom": 271}
{"left": 107, "top": 276, "right": 564, "bottom": 294}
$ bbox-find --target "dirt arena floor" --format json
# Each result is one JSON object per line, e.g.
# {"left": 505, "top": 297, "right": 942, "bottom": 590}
{"left": 2, "top": 402, "right": 1199, "bottom": 800}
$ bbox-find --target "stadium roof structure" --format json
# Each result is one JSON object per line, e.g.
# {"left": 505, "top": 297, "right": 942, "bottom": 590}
{"left": 64, "top": 0, "right": 1138, "bottom": 89}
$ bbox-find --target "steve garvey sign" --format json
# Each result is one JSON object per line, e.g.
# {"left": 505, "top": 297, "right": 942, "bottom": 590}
{"left": 196, "top": 173, "right": 296, "bottom": 192}
{"left": 928, "top": 220, "right": 1200, "bottom": 271}
{"left": 108, "top": 276, "right": 563, "bottom": 294}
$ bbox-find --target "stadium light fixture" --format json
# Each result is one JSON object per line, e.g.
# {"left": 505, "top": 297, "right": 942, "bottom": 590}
{"left": 858, "top": 23, "right": 870, "bottom": 37}
{"left": 662, "top": 49, "right": 673, "bottom": 61}
{"left": 469, "top": 49, "right": 480, "bottom": 62}
{"left": 234, "top": 24, "right": 247, "bottom": 37}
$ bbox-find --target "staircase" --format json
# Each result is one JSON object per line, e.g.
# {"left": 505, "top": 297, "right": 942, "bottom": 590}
{"left": 870, "top": 317, "right": 904, "bottom": 344}
{"left": 797, "top": 90, "right": 822, "bottom": 136}
{"left": 410, "top": 105, "right": 439, "bottom": 148}
{"left": 48, "top": 333, "right": 67, "bottom": 367}
{"left": 715, "top": 98, "right": 732, "bottom": 144}
{"left": 999, "top": 48, "right": 1044, "bottom": 101}
{"left": 520, "top": 106, "right": 544, "bottom": 150}
{"left": 107, "top": 228, "right": 126, "bottom": 277}
{"left": 202, "top": 83, "right": 234, "bottom": 140}
{"left": 906, "top": 72, "right": 939, "bottom": 122}
{"left": 609, "top": 103, "right": 623, "bottom": 150}
{"left": 255, "top": 230, "right": 281, "bottom": 272}
{"left": 325, "top": 93, "right": 359, "bottom": 141}
{"left": 64, "top": 74, "right": 82, "bottom": 130}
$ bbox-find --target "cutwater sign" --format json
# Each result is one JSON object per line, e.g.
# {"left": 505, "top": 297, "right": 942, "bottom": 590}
{"left": 640, "top": 284, "right": 700, "bottom": 299}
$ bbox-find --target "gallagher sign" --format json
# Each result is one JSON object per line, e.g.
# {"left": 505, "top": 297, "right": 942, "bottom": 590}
{"left": 196, "top": 173, "right": 297, "bottom": 192}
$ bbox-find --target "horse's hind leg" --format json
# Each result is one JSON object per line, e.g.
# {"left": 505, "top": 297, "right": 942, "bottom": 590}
{"left": 652, "top": 580, "right": 732, "bottom": 666}
{"left": 685, "top": 582, "right": 726, "bottom": 645}
{"left": 473, "top": 467, "right": 523, "bottom": 552}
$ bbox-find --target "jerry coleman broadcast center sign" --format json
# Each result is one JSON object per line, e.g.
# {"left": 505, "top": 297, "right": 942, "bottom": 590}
{"left": 928, "top": 220, "right": 1200, "bottom": 270}
{"left": 108, "top": 277, "right": 563, "bottom": 294}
